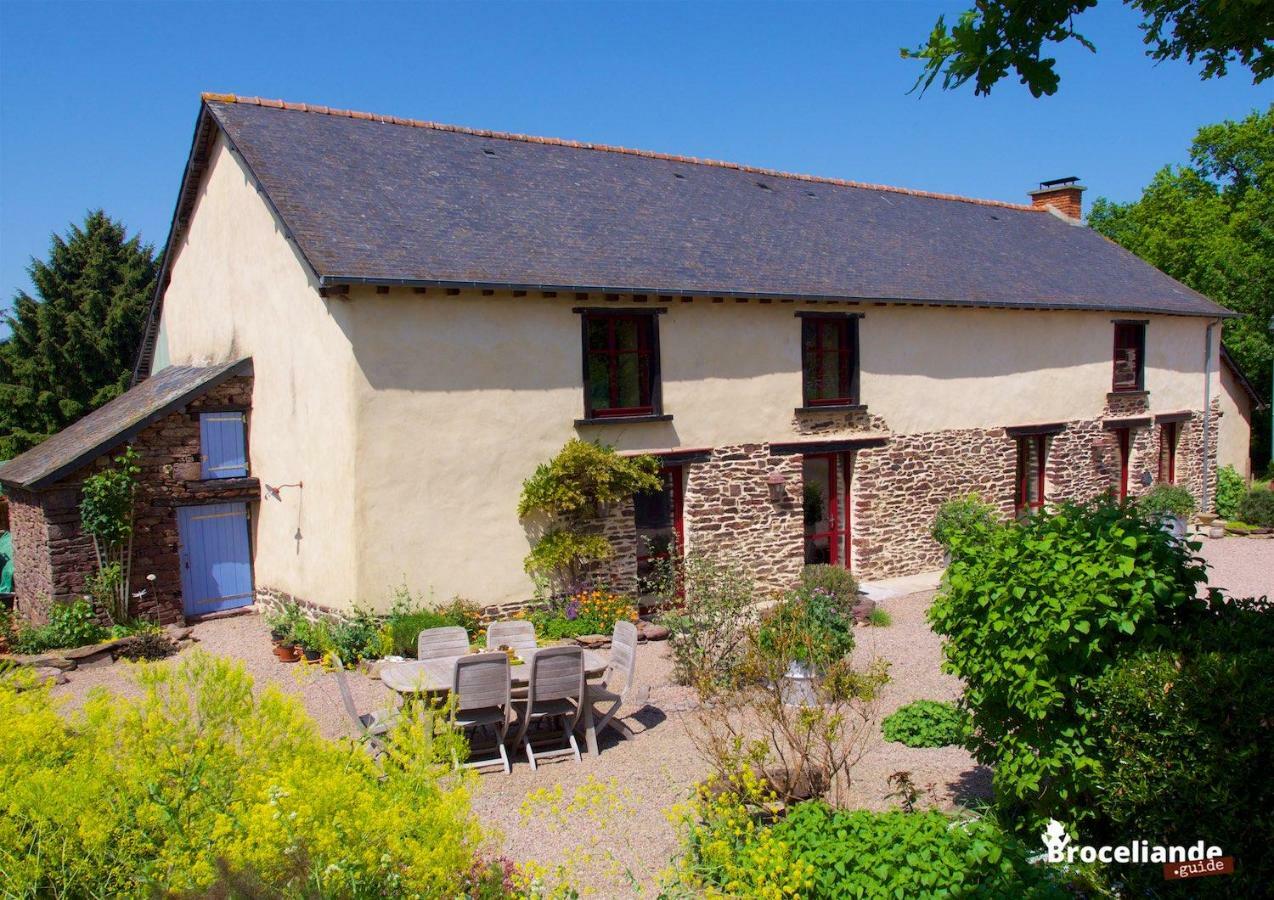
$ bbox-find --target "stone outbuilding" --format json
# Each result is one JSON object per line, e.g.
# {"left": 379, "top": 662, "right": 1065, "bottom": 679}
{"left": 0, "top": 360, "right": 256, "bottom": 624}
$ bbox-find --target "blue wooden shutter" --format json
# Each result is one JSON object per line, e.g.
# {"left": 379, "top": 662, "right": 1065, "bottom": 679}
{"left": 200, "top": 412, "right": 247, "bottom": 479}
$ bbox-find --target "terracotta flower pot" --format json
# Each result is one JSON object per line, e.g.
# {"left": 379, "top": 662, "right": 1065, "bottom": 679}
{"left": 273, "top": 644, "right": 298, "bottom": 663}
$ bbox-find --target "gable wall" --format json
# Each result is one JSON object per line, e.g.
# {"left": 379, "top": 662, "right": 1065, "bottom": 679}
{"left": 152, "top": 134, "right": 360, "bottom": 610}
{"left": 1218, "top": 361, "right": 1254, "bottom": 480}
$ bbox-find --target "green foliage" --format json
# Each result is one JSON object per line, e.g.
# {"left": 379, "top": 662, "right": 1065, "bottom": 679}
{"left": 1091, "top": 595, "right": 1274, "bottom": 895}
{"left": 881, "top": 699, "right": 971, "bottom": 748}
{"left": 527, "top": 588, "right": 636, "bottom": 640}
{"left": 381, "top": 588, "right": 481, "bottom": 657}
{"left": 931, "top": 493, "right": 1001, "bottom": 551}
{"left": 902, "top": 1, "right": 1271, "bottom": 98}
{"left": 521, "top": 528, "right": 612, "bottom": 580}
{"left": 1215, "top": 464, "right": 1246, "bottom": 518}
{"left": 10, "top": 599, "right": 108, "bottom": 653}
{"left": 1135, "top": 482, "right": 1196, "bottom": 518}
{"left": 517, "top": 439, "right": 661, "bottom": 519}
{"left": 757, "top": 585, "right": 855, "bottom": 670}
{"left": 0, "top": 211, "right": 158, "bottom": 460}
{"left": 928, "top": 500, "right": 1210, "bottom": 831}
{"left": 1090, "top": 106, "right": 1274, "bottom": 463}
{"left": 0, "top": 651, "right": 490, "bottom": 896}
{"left": 656, "top": 553, "right": 759, "bottom": 691}
{"left": 518, "top": 440, "right": 661, "bottom": 593}
{"left": 798, "top": 563, "right": 858, "bottom": 607}
{"left": 1237, "top": 484, "right": 1274, "bottom": 526}
{"left": 326, "top": 606, "right": 383, "bottom": 665}
{"left": 670, "top": 774, "right": 1067, "bottom": 898}
{"left": 79, "top": 446, "right": 141, "bottom": 623}
{"left": 866, "top": 607, "right": 892, "bottom": 627}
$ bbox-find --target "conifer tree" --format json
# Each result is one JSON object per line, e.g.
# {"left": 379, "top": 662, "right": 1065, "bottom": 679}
{"left": 0, "top": 211, "right": 157, "bottom": 460}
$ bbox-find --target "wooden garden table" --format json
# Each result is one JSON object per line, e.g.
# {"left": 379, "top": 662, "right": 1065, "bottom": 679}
{"left": 379, "top": 647, "right": 610, "bottom": 755}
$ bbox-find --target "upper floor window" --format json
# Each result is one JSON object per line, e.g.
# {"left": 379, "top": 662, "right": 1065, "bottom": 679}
{"left": 580, "top": 310, "right": 662, "bottom": 419}
{"left": 800, "top": 314, "right": 860, "bottom": 406}
{"left": 199, "top": 412, "right": 248, "bottom": 479}
{"left": 1112, "top": 322, "right": 1146, "bottom": 392}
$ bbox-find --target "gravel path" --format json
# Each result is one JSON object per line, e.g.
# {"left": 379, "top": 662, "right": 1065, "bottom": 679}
{"left": 1197, "top": 535, "right": 1274, "bottom": 599}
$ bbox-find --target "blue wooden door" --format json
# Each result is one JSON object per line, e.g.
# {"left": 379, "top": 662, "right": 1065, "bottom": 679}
{"left": 177, "top": 502, "right": 254, "bottom": 616}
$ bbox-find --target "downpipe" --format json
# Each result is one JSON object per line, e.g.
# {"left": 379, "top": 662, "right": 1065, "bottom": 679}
{"left": 1201, "top": 319, "right": 1219, "bottom": 512}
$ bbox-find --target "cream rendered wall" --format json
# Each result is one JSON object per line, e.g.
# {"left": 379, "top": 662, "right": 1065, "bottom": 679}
{"left": 152, "top": 134, "right": 360, "bottom": 609}
{"left": 346, "top": 289, "right": 1220, "bottom": 607}
{"left": 1218, "top": 363, "right": 1253, "bottom": 479}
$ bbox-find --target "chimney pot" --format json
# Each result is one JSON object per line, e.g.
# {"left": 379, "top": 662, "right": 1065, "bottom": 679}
{"left": 1029, "top": 177, "right": 1086, "bottom": 220}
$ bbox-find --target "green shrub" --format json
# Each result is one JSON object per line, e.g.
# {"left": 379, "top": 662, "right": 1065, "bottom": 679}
{"left": 668, "top": 774, "right": 1067, "bottom": 898}
{"left": 1237, "top": 485, "right": 1274, "bottom": 526}
{"left": 931, "top": 493, "right": 1001, "bottom": 551}
{"left": 1215, "top": 464, "right": 1245, "bottom": 518}
{"left": 798, "top": 563, "right": 858, "bottom": 608}
{"left": 867, "top": 606, "right": 892, "bottom": 627}
{"left": 928, "top": 501, "right": 1210, "bottom": 832}
{"left": 382, "top": 588, "right": 481, "bottom": 657}
{"left": 1091, "top": 595, "right": 1273, "bottom": 895}
{"left": 12, "top": 599, "right": 108, "bottom": 653}
{"left": 326, "top": 605, "right": 382, "bottom": 664}
{"left": 656, "top": 554, "right": 758, "bottom": 692}
{"left": 757, "top": 585, "right": 855, "bottom": 670}
{"left": 1136, "top": 483, "right": 1195, "bottom": 518}
{"left": 881, "top": 699, "right": 970, "bottom": 748}
{"left": 0, "top": 651, "right": 492, "bottom": 896}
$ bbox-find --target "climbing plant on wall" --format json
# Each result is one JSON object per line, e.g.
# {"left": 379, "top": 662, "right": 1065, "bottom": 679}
{"left": 79, "top": 446, "right": 141, "bottom": 624}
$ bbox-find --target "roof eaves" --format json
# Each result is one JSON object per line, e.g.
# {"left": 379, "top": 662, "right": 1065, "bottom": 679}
{"left": 319, "top": 274, "right": 1238, "bottom": 318}
{"left": 3, "top": 359, "right": 252, "bottom": 491}
{"left": 1221, "top": 344, "right": 1267, "bottom": 409}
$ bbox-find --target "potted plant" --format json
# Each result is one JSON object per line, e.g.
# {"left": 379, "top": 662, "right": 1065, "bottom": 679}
{"left": 756, "top": 586, "right": 855, "bottom": 705}
{"left": 293, "top": 620, "right": 324, "bottom": 662}
{"left": 1137, "top": 484, "right": 1196, "bottom": 540}
{"left": 273, "top": 627, "right": 300, "bottom": 662}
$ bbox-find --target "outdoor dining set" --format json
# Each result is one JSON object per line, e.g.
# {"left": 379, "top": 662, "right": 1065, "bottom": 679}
{"left": 333, "top": 619, "right": 641, "bottom": 774}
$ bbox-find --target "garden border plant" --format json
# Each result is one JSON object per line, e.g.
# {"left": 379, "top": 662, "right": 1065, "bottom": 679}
{"left": 79, "top": 446, "right": 141, "bottom": 625}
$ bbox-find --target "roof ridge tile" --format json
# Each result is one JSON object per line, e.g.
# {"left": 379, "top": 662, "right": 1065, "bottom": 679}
{"left": 201, "top": 91, "right": 1043, "bottom": 213}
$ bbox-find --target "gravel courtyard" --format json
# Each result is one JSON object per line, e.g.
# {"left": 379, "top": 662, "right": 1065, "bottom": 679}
{"left": 46, "top": 536, "right": 1272, "bottom": 896}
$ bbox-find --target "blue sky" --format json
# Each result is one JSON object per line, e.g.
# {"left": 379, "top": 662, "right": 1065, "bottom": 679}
{"left": 1, "top": 1, "right": 1270, "bottom": 330}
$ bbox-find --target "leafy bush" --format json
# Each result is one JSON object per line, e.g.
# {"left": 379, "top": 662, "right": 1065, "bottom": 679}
{"left": 11, "top": 599, "right": 108, "bottom": 653}
{"left": 518, "top": 440, "right": 661, "bottom": 592}
{"left": 881, "top": 699, "right": 970, "bottom": 748}
{"left": 1136, "top": 483, "right": 1195, "bottom": 518}
{"left": 867, "top": 606, "right": 892, "bottom": 627}
{"left": 113, "top": 624, "right": 177, "bottom": 662}
{"left": 931, "top": 493, "right": 1001, "bottom": 551}
{"left": 1237, "top": 484, "right": 1274, "bottom": 526}
{"left": 79, "top": 446, "right": 141, "bottom": 624}
{"left": 799, "top": 563, "right": 857, "bottom": 606}
{"left": 929, "top": 501, "right": 1210, "bottom": 831}
{"left": 326, "top": 605, "right": 382, "bottom": 664}
{"left": 656, "top": 554, "right": 758, "bottom": 691}
{"left": 756, "top": 586, "right": 854, "bottom": 669}
{"left": 381, "top": 589, "right": 481, "bottom": 657}
{"left": 0, "top": 652, "right": 491, "bottom": 896}
{"left": 1214, "top": 464, "right": 1245, "bottom": 518}
{"left": 527, "top": 588, "right": 636, "bottom": 640}
{"left": 667, "top": 772, "right": 1066, "bottom": 898}
{"left": 1091, "top": 595, "right": 1274, "bottom": 895}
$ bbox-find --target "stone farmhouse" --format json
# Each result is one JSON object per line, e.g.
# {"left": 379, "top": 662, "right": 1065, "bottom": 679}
{"left": 0, "top": 93, "right": 1258, "bottom": 623}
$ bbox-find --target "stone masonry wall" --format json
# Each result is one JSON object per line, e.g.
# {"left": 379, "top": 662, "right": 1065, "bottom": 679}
{"left": 6, "top": 488, "right": 52, "bottom": 615}
{"left": 684, "top": 444, "right": 805, "bottom": 594}
{"left": 10, "top": 376, "right": 256, "bottom": 625}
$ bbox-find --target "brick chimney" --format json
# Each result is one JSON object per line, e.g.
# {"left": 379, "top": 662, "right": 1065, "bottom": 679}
{"left": 1029, "top": 177, "right": 1085, "bottom": 220}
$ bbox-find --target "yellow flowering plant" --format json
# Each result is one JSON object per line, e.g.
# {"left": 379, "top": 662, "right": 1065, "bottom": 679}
{"left": 528, "top": 588, "right": 638, "bottom": 640}
{"left": 0, "top": 652, "right": 498, "bottom": 897}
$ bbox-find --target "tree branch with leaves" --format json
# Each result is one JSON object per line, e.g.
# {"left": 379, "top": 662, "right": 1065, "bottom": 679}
{"left": 79, "top": 446, "right": 141, "bottom": 624}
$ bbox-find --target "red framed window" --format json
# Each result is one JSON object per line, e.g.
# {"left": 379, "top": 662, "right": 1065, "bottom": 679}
{"left": 635, "top": 466, "right": 684, "bottom": 585}
{"left": 1114, "top": 428, "right": 1132, "bottom": 501}
{"left": 1158, "top": 422, "right": 1177, "bottom": 484}
{"left": 582, "top": 312, "right": 660, "bottom": 418}
{"left": 1112, "top": 322, "right": 1146, "bottom": 392}
{"left": 803, "top": 453, "right": 853, "bottom": 568}
{"left": 801, "top": 315, "right": 859, "bottom": 406}
{"left": 1016, "top": 435, "right": 1047, "bottom": 515}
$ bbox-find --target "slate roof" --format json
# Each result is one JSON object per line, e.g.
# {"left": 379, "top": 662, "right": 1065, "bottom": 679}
{"left": 0, "top": 359, "right": 250, "bottom": 490}
{"left": 189, "top": 95, "right": 1231, "bottom": 319}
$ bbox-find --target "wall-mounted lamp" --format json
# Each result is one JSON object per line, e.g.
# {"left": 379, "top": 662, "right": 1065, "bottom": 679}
{"left": 265, "top": 481, "right": 303, "bottom": 501}
{"left": 766, "top": 471, "right": 789, "bottom": 502}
